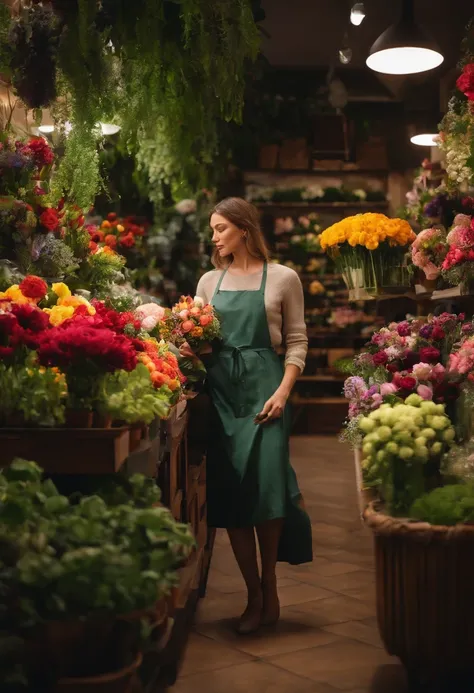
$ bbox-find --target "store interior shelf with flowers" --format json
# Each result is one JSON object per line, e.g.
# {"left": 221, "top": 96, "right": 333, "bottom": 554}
{"left": 248, "top": 175, "right": 386, "bottom": 435}
{"left": 0, "top": 129, "right": 221, "bottom": 691}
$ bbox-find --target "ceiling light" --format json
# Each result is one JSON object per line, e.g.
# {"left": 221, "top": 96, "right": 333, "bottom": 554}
{"left": 99, "top": 123, "right": 121, "bottom": 136}
{"left": 366, "top": 0, "right": 444, "bottom": 75}
{"left": 410, "top": 133, "right": 439, "bottom": 146}
{"left": 350, "top": 3, "right": 365, "bottom": 27}
{"left": 38, "top": 124, "right": 54, "bottom": 134}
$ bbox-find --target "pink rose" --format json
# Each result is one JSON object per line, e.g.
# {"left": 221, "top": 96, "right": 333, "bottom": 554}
{"left": 182, "top": 320, "right": 194, "bottom": 333}
{"left": 179, "top": 309, "right": 189, "bottom": 320}
{"left": 417, "top": 384, "right": 433, "bottom": 400}
{"left": 453, "top": 214, "right": 471, "bottom": 228}
{"left": 431, "top": 363, "right": 446, "bottom": 382}
{"left": 412, "top": 362, "right": 432, "bottom": 381}
{"left": 136, "top": 303, "right": 165, "bottom": 321}
{"left": 142, "top": 315, "right": 158, "bottom": 331}
{"left": 200, "top": 315, "right": 212, "bottom": 327}
{"left": 380, "top": 382, "right": 398, "bottom": 396}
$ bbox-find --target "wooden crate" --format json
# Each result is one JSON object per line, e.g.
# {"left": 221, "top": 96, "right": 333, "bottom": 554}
{"left": 0, "top": 427, "right": 130, "bottom": 474}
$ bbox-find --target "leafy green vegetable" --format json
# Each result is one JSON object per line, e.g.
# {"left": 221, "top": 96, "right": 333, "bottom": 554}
{"left": 410, "top": 484, "right": 474, "bottom": 526}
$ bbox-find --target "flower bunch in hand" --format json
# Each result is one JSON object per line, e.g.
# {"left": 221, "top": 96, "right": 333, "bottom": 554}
{"left": 168, "top": 296, "right": 221, "bottom": 351}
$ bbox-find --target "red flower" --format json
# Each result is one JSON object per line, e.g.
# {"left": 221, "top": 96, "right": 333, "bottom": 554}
{"left": 39, "top": 208, "right": 60, "bottom": 232}
{"left": 399, "top": 376, "right": 417, "bottom": 391}
{"left": 419, "top": 346, "right": 441, "bottom": 363}
{"left": 19, "top": 275, "right": 48, "bottom": 300}
{"left": 107, "top": 213, "right": 117, "bottom": 221}
{"left": 26, "top": 137, "right": 54, "bottom": 167}
{"left": 372, "top": 351, "right": 388, "bottom": 366}
{"left": 37, "top": 324, "right": 137, "bottom": 373}
{"left": 11, "top": 303, "right": 49, "bottom": 331}
{"left": 119, "top": 232, "right": 135, "bottom": 248}
{"left": 104, "top": 234, "right": 117, "bottom": 249}
{"left": 89, "top": 241, "right": 98, "bottom": 253}
{"left": 431, "top": 326, "right": 445, "bottom": 341}
{"left": 386, "top": 363, "right": 399, "bottom": 373}
{"left": 457, "top": 63, "right": 474, "bottom": 101}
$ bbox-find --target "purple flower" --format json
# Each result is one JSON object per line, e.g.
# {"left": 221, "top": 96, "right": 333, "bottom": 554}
{"left": 343, "top": 376, "right": 367, "bottom": 400}
{"left": 419, "top": 324, "right": 433, "bottom": 339}
{"left": 366, "top": 384, "right": 379, "bottom": 397}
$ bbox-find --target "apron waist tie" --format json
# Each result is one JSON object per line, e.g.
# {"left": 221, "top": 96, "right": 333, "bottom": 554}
{"left": 221, "top": 346, "right": 275, "bottom": 388}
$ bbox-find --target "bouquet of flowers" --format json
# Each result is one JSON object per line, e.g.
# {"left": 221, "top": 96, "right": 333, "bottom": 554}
{"left": 411, "top": 227, "right": 448, "bottom": 281}
{"left": 441, "top": 213, "right": 474, "bottom": 287}
{"left": 320, "top": 213, "right": 415, "bottom": 297}
{"left": 162, "top": 296, "right": 221, "bottom": 351}
{"left": 328, "top": 307, "right": 378, "bottom": 332}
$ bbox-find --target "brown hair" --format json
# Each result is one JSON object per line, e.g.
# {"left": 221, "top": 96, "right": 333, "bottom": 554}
{"left": 209, "top": 197, "right": 270, "bottom": 269}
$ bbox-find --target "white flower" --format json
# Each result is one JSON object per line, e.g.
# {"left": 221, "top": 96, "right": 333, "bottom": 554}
{"left": 290, "top": 235, "right": 302, "bottom": 244}
{"left": 353, "top": 189, "right": 367, "bottom": 201}
{"left": 301, "top": 185, "right": 323, "bottom": 200}
{"left": 193, "top": 296, "right": 204, "bottom": 307}
{"left": 142, "top": 315, "right": 159, "bottom": 331}
{"left": 175, "top": 199, "right": 197, "bottom": 215}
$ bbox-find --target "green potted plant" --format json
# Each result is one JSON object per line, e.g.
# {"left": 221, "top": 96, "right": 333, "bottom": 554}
{"left": 102, "top": 364, "right": 171, "bottom": 451}
{"left": 0, "top": 459, "right": 195, "bottom": 689}
{"left": 0, "top": 357, "right": 67, "bottom": 428}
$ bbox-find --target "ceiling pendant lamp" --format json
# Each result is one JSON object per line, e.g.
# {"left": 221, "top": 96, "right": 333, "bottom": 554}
{"left": 366, "top": 0, "right": 444, "bottom": 75}
{"left": 410, "top": 133, "right": 439, "bottom": 146}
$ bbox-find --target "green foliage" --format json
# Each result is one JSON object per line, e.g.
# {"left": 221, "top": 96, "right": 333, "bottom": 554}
{"left": 92, "top": 473, "right": 162, "bottom": 508}
{"left": 410, "top": 484, "right": 474, "bottom": 525}
{"left": 103, "top": 363, "right": 171, "bottom": 424}
{"left": 1, "top": 0, "right": 261, "bottom": 208}
{"left": 0, "top": 459, "right": 195, "bottom": 629}
{"left": 0, "top": 357, "right": 66, "bottom": 427}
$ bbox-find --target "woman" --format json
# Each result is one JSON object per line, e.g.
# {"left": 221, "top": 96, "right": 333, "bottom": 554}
{"left": 190, "top": 197, "right": 312, "bottom": 634}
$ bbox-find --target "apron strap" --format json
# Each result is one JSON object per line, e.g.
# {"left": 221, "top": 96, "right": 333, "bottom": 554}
{"left": 259, "top": 262, "right": 268, "bottom": 294}
{"left": 213, "top": 267, "right": 228, "bottom": 298}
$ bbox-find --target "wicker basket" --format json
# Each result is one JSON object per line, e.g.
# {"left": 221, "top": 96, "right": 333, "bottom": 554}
{"left": 363, "top": 503, "right": 474, "bottom": 680}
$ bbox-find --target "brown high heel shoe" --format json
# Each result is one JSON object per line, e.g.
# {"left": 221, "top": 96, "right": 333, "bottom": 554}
{"left": 236, "top": 593, "right": 263, "bottom": 635}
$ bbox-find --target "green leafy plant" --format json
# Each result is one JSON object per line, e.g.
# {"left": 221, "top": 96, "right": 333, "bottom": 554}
{"left": 0, "top": 357, "right": 66, "bottom": 427}
{"left": 0, "top": 459, "right": 194, "bottom": 623}
{"left": 102, "top": 363, "right": 171, "bottom": 424}
{"left": 410, "top": 484, "right": 474, "bottom": 525}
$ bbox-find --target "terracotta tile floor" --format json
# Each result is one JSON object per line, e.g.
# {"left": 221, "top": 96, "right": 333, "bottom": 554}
{"left": 175, "top": 437, "right": 409, "bottom": 693}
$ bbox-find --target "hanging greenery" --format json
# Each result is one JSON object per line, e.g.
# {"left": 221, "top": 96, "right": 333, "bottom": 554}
{"left": 0, "top": 0, "right": 261, "bottom": 210}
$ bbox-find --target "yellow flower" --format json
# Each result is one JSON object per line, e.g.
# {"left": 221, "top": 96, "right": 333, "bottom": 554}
{"left": 47, "top": 305, "right": 75, "bottom": 326}
{"left": 117, "top": 224, "right": 125, "bottom": 233}
{"left": 365, "top": 239, "right": 379, "bottom": 250}
{"left": 191, "top": 326, "right": 203, "bottom": 338}
{"left": 52, "top": 282, "right": 71, "bottom": 300}
{"left": 4, "top": 286, "right": 31, "bottom": 305}
{"left": 59, "top": 295, "right": 96, "bottom": 316}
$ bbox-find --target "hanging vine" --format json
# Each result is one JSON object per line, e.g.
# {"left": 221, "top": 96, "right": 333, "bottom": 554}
{"left": 0, "top": 0, "right": 261, "bottom": 210}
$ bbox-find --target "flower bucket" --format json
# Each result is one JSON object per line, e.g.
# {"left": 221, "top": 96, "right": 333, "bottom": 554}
{"left": 55, "top": 652, "right": 142, "bottom": 693}
{"left": 341, "top": 268, "right": 375, "bottom": 301}
{"left": 364, "top": 504, "right": 474, "bottom": 684}
{"left": 65, "top": 409, "right": 93, "bottom": 428}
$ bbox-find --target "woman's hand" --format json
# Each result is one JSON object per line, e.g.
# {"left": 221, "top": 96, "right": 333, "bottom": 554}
{"left": 179, "top": 342, "right": 197, "bottom": 360}
{"left": 256, "top": 388, "right": 289, "bottom": 424}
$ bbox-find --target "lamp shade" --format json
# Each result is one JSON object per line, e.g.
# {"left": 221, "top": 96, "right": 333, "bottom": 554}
{"left": 366, "top": 0, "right": 443, "bottom": 75}
{"left": 410, "top": 133, "right": 439, "bottom": 146}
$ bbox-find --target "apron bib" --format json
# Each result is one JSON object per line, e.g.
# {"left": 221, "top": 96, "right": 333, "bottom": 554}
{"left": 204, "top": 263, "right": 312, "bottom": 565}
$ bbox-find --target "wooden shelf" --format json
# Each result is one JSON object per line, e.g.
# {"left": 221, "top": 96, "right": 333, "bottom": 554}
{"left": 297, "top": 375, "right": 345, "bottom": 383}
{"left": 255, "top": 201, "right": 388, "bottom": 209}
{"left": 291, "top": 395, "right": 347, "bottom": 405}
{"left": 245, "top": 168, "right": 389, "bottom": 177}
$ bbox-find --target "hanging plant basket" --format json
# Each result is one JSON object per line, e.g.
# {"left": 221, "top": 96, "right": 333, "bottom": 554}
{"left": 363, "top": 503, "right": 474, "bottom": 684}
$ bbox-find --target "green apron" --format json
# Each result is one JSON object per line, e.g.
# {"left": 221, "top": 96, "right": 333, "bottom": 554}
{"left": 204, "top": 263, "right": 313, "bottom": 565}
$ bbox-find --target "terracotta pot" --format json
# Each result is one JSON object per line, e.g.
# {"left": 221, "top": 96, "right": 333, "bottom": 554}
{"left": 128, "top": 424, "right": 143, "bottom": 453}
{"left": 94, "top": 413, "right": 113, "bottom": 429}
{"left": 65, "top": 409, "right": 93, "bottom": 428}
{"left": 55, "top": 652, "right": 142, "bottom": 693}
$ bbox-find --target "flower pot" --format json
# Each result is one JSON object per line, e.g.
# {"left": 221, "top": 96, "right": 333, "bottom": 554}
{"left": 364, "top": 503, "right": 474, "bottom": 682}
{"left": 94, "top": 413, "right": 113, "bottom": 429}
{"left": 65, "top": 409, "right": 93, "bottom": 428}
{"left": 129, "top": 424, "right": 143, "bottom": 453}
{"left": 55, "top": 652, "right": 142, "bottom": 693}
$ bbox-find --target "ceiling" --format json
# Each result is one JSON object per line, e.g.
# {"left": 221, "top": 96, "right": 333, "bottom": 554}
{"left": 261, "top": 0, "right": 471, "bottom": 70}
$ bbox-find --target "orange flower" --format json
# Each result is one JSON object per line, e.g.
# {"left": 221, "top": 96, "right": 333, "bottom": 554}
{"left": 200, "top": 314, "right": 212, "bottom": 327}
{"left": 101, "top": 220, "right": 111, "bottom": 229}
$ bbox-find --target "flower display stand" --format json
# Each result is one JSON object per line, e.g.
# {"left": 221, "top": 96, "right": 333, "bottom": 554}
{"left": 363, "top": 503, "right": 474, "bottom": 686}
{"left": 0, "top": 427, "right": 130, "bottom": 473}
